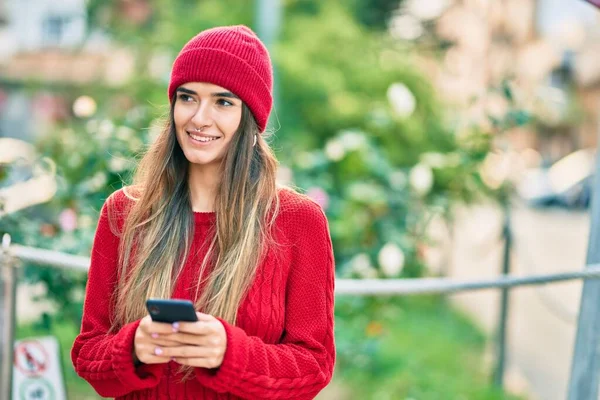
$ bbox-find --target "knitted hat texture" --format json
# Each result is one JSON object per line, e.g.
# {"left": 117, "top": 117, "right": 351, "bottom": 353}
{"left": 168, "top": 25, "right": 273, "bottom": 132}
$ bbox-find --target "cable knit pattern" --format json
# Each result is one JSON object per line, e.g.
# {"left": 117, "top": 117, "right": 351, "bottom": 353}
{"left": 71, "top": 187, "right": 336, "bottom": 399}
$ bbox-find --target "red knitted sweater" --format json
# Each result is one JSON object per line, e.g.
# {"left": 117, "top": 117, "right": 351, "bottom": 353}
{"left": 71, "top": 188, "right": 336, "bottom": 400}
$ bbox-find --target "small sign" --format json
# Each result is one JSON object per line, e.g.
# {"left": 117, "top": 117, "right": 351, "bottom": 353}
{"left": 12, "top": 337, "right": 66, "bottom": 400}
{"left": 19, "top": 379, "right": 55, "bottom": 400}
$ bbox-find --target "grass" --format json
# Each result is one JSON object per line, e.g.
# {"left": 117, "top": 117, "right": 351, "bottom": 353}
{"left": 331, "top": 295, "right": 525, "bottom": 400}
{"left": 16, "top": 296, "right": 525, "bottom": 400}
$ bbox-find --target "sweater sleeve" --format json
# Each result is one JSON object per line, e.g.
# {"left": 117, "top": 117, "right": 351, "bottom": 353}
{"left": 194, "top": 198, "right": 336, "bottom": 399}
{"left": 71, "top": 191, "right": 164, "bottom": 398}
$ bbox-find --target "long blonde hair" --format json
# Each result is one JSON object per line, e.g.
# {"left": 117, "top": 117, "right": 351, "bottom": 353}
{"left": 109, "top": 102, "right": 279, "bottom": 329}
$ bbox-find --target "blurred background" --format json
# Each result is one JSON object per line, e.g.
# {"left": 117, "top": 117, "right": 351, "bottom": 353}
{"left": 1, "top": 0, "right": 600, "bottom": 399}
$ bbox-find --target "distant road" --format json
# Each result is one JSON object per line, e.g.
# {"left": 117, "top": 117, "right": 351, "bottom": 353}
{"left": 449, "top": 203, "right": 589, "bottom": 400}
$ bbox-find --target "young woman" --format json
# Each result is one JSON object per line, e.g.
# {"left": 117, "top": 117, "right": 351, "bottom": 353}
{"left": 71, "top": 25, "right": 335, "bottom": 400}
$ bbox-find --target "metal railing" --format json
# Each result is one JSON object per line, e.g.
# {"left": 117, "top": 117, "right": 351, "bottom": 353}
{"left": 8, "top": 242, "right": 600, "bottom": 295}
{"left": 2, "top": 237, "right": 600, "bottom": 400}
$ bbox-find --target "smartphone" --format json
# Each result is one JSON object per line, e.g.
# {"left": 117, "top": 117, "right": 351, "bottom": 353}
{"left": 145, "top": 298, "right": 199, "bottom": 323}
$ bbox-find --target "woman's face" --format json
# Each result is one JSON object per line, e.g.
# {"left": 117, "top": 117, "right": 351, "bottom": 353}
{"left": 173, "top": 82, "right": 243, "bottom": 168}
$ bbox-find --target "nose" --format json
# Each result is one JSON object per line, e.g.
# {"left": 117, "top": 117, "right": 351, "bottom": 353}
{"left": 190, "top": 101, "right": 213, "bottom": 128}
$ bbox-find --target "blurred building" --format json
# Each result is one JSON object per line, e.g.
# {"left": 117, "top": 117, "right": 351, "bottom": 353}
{"left": 536, "top": 0, "right": 600, "bottom": 160}
{"left": 0, "top": 0, "right": 133, "bottom": 141}
{"left": 398, "top": 0, "right": 600, "bottom": 164}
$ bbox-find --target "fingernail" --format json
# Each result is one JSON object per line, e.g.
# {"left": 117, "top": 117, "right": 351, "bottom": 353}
{"left": 172, "top": 322, "right": 179, "bottom": 332}
{"left": 151, "top": 333, "right": 159, "bottom": 339}
{"left": 154, "top": 347, "right": 163, "bottom": 356}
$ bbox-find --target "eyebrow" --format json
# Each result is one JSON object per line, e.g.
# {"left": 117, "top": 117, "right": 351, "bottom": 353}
{"left": 176, "top": 87, "right": 240, "bottom": 99}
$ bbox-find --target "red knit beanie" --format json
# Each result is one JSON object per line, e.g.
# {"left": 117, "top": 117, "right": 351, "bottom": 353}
{"left": 168, "top": 25, "right": 273, "bottom": 132}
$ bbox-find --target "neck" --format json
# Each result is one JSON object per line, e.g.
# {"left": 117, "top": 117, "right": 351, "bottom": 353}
{"left": 188, "top": 163, "right": 221, "bottom": 212}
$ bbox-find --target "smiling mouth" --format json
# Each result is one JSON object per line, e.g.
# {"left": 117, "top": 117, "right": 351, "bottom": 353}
{"left": 187, "top": 131, "right": 221, "bottom": 143}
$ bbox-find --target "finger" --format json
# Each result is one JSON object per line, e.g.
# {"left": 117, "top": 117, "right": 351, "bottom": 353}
{"left": 173, "top": 356, "right": 222, "bottom": 369}
{"left": 137, "top": 355, "right": 171, "bottom": 364}
{"left": 140, "top": 318, "right": 177, "bottom": 335}
{"left": 135, "top": 349, "right": 171, "bottom": 365}
{"left": 159, "top": 345, "right": 220, "bottom": 359}
{"left": 148, "top": 321, "right": 180, "bottom": 334}
{"left": 176, "top": 320, "right": 218, "bottom": 335}
{"left": 161, "top": 332, "right": 217, "bottom": 346}
{"left": 148, "top": 336, "right": 182, "bottom": 347}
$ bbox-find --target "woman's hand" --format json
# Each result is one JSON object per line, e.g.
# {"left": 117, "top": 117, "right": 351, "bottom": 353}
{"left": 156, "top": 312, "right": 227, "bottom": 369}
{"left": 133, "top": 315, "right": 181, "bottom": 365}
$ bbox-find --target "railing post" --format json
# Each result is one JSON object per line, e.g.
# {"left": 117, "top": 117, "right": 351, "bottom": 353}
{"left": 567, "top": 124, "right": 600, "bottom": 399}
{"left": 0, "top": 233, "right": 17, "bottom": 400}
{"left": 493, "top": 205, "right": 511, "bottom": 388}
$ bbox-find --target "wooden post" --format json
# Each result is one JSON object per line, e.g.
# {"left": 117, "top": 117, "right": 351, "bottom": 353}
{"left": 567, "top": 125, "right": 600, "bottom": 399}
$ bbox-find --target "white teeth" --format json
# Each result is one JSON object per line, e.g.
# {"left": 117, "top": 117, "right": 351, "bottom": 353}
{"left": 189, "top": 132, "right": 219, "bottom": 142}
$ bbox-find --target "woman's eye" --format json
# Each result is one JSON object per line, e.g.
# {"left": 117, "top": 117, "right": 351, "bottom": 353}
{"left": 178, "top": 94, "right": 193, "bottom": 102}
{"left": 217, "top": 99, "right": 233, "bottom": 107}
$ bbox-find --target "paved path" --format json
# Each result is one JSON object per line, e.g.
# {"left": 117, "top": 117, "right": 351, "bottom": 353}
{"left": 449, "top": 203, "right": 589, "bottom": 400}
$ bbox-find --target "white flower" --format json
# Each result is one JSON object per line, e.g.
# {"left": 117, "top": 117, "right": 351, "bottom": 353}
{"left": 116, "top": 126, "right": 135, "bottom": 141}
{"left": 98, "top": 120, "right": 115, "bottom": 140}
{"left": 351, "top": 253, "right": 379, "bottom": 279}
{"left": 347, "top": 182, "right": 384, "bottom": 204}
{"left": 72, "top": 96, "right": 97, "bottom": 118}
{"left": 389, "top": 14, "right": 423, "bottom": 41}
{"left": 109, "top": 157, "right": 129, "bottom": 172}
{"left": 409, "top": 163, "right": 434, "bottom": 196}
{"left": 420, "top": 152, "right": 447, "bottom": 168}
{"left": 420, "top": 152, "right": 462, "bottom": 169}
{"left": 88, "top": 172, "right": 107, "bottom": 192}
{"left": 339, "top": 130, "right": 367, "bottom": 151}
{"left": 405, "top": 0, "right": 450, "bottom": 21}
{"left": 387, "top": 82, "right": 416, "bottom": 118}
{"left": 378, "top": 243, "right": 405, "bottom": 277}
{"left": 325, "top": 139, "right": 346, "bottom": 161}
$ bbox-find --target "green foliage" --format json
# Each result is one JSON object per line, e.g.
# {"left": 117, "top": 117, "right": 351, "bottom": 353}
{"left": 346, "top": 0, "right": 404, "bottom": 29}
{"left": 334, "top": 296, "right": 524, "bottom": 399}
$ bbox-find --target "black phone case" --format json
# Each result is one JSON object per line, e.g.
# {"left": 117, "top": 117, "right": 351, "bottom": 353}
{"left": 146, "top": 299, "right": 199, "bottom": 323}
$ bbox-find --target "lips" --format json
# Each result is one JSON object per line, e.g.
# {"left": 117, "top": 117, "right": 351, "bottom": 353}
{"left": 187, "top": 131, "right": 221, "bottom": 143}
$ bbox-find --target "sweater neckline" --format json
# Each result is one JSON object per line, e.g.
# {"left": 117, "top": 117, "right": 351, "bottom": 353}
{"left": 193, "top": 211, "right": 215, "bottom": 224}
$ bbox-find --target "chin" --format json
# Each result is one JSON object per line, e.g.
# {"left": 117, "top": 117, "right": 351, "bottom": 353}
{"left": 183, "top": 151, "right": 222, "bottom": 167}
{"left": 178, "top": 140, "right": 226, "bottom": 167}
